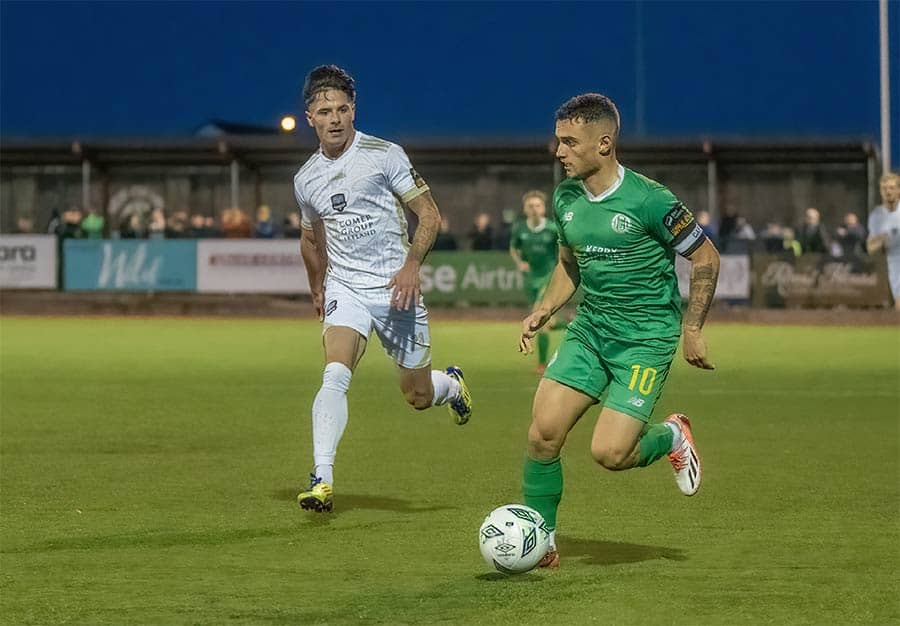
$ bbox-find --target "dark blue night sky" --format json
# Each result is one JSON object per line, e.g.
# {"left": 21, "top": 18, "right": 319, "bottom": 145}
{"left": 1, "top": 0, "right": 898, "bottom": 149}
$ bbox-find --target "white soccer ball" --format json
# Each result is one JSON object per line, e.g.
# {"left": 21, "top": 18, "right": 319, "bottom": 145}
{"left": 478, "top": 504, "right": 551, "bottom": 574}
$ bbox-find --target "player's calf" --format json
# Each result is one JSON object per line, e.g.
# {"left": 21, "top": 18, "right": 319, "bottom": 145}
{"left": 590, "top": 443, "right": 637, "bottom": 471}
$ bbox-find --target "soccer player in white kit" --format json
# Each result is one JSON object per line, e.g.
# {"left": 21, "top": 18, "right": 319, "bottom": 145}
{"left": 294, "top": 65, "right": 473, "bottom": 512}
{"left": 867, "top": 173, "right": 900, "bottom": 310}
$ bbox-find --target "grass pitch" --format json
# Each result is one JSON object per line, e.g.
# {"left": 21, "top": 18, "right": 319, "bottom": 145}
{"left": 1, "top": 317, "right": 898, "bottom": 625}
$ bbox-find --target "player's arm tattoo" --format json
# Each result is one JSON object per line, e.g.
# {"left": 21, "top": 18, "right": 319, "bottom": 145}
{"left": 405, "top": 192, "right": 440, "bottom": 265}
{"left": 683, "top": 238, "right": 720, "bottom": 331}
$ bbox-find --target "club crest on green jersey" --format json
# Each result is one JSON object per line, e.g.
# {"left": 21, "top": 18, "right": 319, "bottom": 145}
{"left": 611, "top": 213, "right": 632, "bottom": 233}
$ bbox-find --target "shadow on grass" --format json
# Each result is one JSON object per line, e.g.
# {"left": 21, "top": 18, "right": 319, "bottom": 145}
{"left": 272, "top": 489, "right": 453, "bottom": 516}
{"left": 476, "top": 572, "right": 543, "bottom": 583}
{"left": 474, "top": 535, "right": 684, "bottom": 579}
{"left": 557, "top": 534, "right": 686, "bottom": 566}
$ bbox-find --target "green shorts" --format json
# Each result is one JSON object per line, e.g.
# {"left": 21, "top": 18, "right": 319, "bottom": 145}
{"left": 525, "top": 273, "right": 552, "bottom": 306}
{"left": 543, "top": 315, "right": 678, "bottom": 422}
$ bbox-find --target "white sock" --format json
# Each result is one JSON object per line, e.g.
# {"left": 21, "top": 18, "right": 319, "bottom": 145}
{"left": 549, "top": 530, "right": 557, "bottom": 551}
{"left": 312, "top": 362, "right": 351, "bottom": 485}
{"left": 314, "top": 464, "right": 334, "bottom": 484}
{"left": 430, "top": 370, "right": 461, "bottom": 406}
{"left": 665, "top": 421, "right": 683, "bottom": 452}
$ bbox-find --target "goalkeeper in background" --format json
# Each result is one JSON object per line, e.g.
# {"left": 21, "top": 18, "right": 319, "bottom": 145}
{"left": 509, "top": 190, "right": 561, "bottom": 374}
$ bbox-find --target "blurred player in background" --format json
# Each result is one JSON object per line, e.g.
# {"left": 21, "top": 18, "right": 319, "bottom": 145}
{"left": 294, "top": 65, "right": 473, "bottom": 512}
{"left": 519, "top": 94, "right": 720, "bottom": 567}
{"left": 509, "top": 190, "right": 560, "bottom": 374}
{"left": 866, "top": 173, "right": 900, "bottom": 310}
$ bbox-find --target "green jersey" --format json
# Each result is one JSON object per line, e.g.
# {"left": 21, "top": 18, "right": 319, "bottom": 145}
{"left": 510, "top": 218, "right": 559, "bottom": 282}
{"left": 553, "top": 165, "right": 704, "bottom": 340}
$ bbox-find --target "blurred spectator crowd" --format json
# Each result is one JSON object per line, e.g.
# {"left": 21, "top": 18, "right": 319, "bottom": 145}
{"left": 699, "top": 206, "right": 869, "bottom": 258}
{"left": 7, "top": 173, "right": 898, "bottom": 260}
{"left": 12, "top": 205, "right": 304, "bottom": 243}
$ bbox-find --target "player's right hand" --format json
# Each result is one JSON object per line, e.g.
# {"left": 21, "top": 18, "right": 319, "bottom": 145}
{"left": 519, "top": 309, "right": 550, "bottom": 354}
{"left": 311, "top": 290, "right": 325, "bottom": 322}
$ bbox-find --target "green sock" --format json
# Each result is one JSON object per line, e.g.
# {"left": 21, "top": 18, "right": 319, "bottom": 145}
{"left": 537, "top": 333, "right": 550, "bottom": 365}
{"left": 636, "top": 423, "right": 675, "bottom": 467}
{"left": 523, "top": 456, "right": 562, "bottom": 530}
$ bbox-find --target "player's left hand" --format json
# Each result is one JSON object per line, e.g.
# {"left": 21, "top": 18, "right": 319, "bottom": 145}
{"left": 682, "top": 328, "right": 715, "bottom": 370}
{"left": 519, "top": 308, "right": 550, "bottom": 354}
{"left": 387, "top": 261, "right": 421, "bottom": 311}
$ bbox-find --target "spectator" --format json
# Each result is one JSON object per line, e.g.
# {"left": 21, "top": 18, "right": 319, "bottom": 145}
{"left": 205, "top": 215, "right": 222, "bottom": 238}
{"left": 782, "top": 227, "right": 802, "bottom": 257}
{"left": 119, "top": 213, "right": 145, "bottom": 239}
{"left": 14, "top": 216, "right": 34, "bottom": 234}
{"left": 696, "top": 210, "right": 718, "bottom": 246}
{"left": 58, "top": 206, "right": 84, "bottom": 240}
{"left": 468, "top": 211, "right": 494, "bottom": 250}
{"left": 796, "top": 207, "right": 830, "bottom": 254}
{"left": 732, "top": 216, "right": 756, "bottom": 241}
{"left": 148, "top": 209, "right": 167, "bottom": 239}
{"left": 80, "top": 208, "right": 105, "bottom": 239}
{"left": 761, "top": 222, "right": 785, "bottom": 253}
{"left": 165, "top": 210, "right": 189, "bottom": 238}
{"left": 718, "top": 205, "right": 737, "bottom": 243}
{"left": 834, "top": 212, "right": 867, "bottom": 258}
{"left": 283, "top": 212, "right": 302, "bottom": 239}
{"left": 222, "top": 208, "right": 252, "bottom": 238}
{"left": 188, "top": 213, "right": 211, "bottom": 238}
{"left": 254, "top": 204, "right": 276, "bottom": 239}
{"left": 721, "top": 214, "right": 755, "bottom": 253}
{"left": 432, "top": 215, "right": 459, "bottom": 250}
{"left": 494, "top": 209, "right": 515, "bottom": 250}
{"left": 55, "top": 206, "right": 83, "bottom": 290}
{"left": 46, "top": 208, "right": 61, "bottom": 234}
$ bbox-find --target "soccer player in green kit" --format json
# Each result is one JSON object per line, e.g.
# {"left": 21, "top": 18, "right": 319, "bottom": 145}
{"left": 519, "top": 94, "right": 720, "bottom": 569}
{"left": 510, "top": 190, "right": 559, "bottom": 374}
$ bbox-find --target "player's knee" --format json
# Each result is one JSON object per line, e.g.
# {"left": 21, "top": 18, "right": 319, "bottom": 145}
{"left": 590, "top": 443, "right": 630, "bottom": 471}
{"left": 528, "top": 421, "right": 563, "bottom": 459}
{"left": 322, "top": 362, "right": 352, "bottom": 393}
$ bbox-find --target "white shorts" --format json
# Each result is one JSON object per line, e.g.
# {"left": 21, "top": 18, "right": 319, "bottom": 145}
{"left": 887, "top": 255, "right": 900, "bottom": 300}
{"left": 322, "top": 278, "right": 432, "bottom": 369}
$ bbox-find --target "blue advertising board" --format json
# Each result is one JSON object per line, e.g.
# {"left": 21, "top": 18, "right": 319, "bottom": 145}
{"left": 64, "top": 240, "right": 197, "bottom": 291}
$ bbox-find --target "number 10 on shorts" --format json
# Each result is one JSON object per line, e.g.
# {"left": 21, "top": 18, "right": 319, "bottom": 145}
{"left": 628, "top": 365, "right": 657, "bottom": 395}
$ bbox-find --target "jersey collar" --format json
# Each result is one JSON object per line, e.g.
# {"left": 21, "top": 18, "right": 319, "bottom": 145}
{"left": 526, "top": 217, "right": 547, "bottom": 233}
{"left": 320, "top": 130, "right": 361, "bottom": 163}
{"left": 580, "top": 164, "right": 625, "bottom": 203}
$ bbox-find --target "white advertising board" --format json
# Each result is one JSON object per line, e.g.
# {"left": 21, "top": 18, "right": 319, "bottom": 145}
{"left": 676, "top": 254, "right": 750, "bottom": 300}
{"left": 0, "top": 235, "right": 58, "bottom": 289}
{"left": 196, "top": 240, "right": 310, "bottom": 293}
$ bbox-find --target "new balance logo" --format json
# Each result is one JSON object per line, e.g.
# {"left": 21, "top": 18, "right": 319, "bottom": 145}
{"left": 563, "top": 211, "right": 574, "bottom": 222}
{"left": 627, "top": 397, "right": 645, "bottom": 407}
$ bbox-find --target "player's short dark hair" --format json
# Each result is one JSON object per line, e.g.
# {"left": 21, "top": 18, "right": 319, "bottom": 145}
{"left": 303, "top": 65, "right": 356, "bottom": 108}
{"left": 555, "top": 93, "right": 620, "bottom": 135}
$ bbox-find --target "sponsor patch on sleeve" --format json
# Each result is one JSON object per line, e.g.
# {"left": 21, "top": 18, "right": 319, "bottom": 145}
{"left": 664, "top": 202, "right": 704, "bottom": 256}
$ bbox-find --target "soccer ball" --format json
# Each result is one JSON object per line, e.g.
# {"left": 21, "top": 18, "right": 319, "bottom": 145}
{"left": 478, "top": 504, "right": 551, "bottom": 574}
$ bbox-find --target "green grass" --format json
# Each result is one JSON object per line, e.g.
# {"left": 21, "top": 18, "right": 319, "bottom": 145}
{"left": 1, "top": 318, "right": 898, "bottom": 625}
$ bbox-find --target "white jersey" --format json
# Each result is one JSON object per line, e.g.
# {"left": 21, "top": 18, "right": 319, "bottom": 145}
{"left": 868, "top": 203, "right": 900, "bottom": 297}
{"left": 294, "top": 131, "right": 429, "bottom": 291}
{"left": 868, "top": 204, "right": 900, "bottom": 260}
